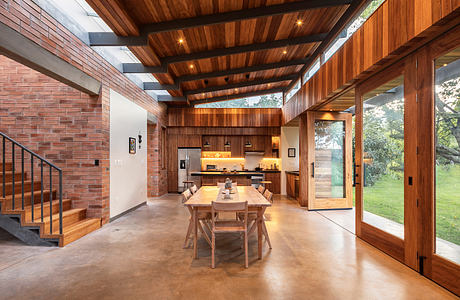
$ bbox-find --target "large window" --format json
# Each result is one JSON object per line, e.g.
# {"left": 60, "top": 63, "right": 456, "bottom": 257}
{"left": 434, "top": 47, "right": 460, "bottom": 264}
{"left": 285, "top": 80, "right": 301, "bottom": 103}
{"left": 195, "top": 93, "right": 282, "bottom": 108}
{"left": 362, "top": 75, "right": 405, "bottom": 238}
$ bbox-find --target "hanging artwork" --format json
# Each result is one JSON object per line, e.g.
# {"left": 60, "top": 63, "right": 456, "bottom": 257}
{"left": 129, "top": 137, "right": 136, "bottom": 154}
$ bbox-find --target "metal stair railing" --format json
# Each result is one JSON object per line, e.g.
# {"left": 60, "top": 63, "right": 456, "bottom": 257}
{"left": 1, "top": 132, "right": 63, "bottom": 235}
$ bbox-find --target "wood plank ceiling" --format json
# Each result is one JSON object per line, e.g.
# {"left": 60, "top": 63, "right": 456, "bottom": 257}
{"left": 85, "top": 0, "right": 367, "bottom": 106}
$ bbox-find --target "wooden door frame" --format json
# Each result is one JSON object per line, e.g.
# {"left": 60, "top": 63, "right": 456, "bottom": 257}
{"left": 306, "top": 111, "right": 353, "bottom": 210}
{"left": 417, "top": 24, "right": 460, "bottom": 296}
{"left": 355, "top": 60, "right": 418, "bottom": 268}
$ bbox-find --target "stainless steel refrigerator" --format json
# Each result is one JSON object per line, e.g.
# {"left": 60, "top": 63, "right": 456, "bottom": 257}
{"left": 178, "top": 148, "right": 202, "bottom": 192}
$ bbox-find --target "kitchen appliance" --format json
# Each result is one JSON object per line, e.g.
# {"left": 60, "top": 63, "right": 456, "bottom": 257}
{"left": 178, "top": 148, "right": 202, "bottom": 192}
{"left": 251, "top": 174, "right": 264, "bottom": 188}
{"left": 206, "top": 164, "right": 217, "bottom": 171}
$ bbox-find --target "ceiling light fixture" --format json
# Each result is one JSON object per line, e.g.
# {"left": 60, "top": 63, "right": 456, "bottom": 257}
{"left": 178, "top": 38, "right": 184, "bottom": 44}
{"left": 296, "top": 20, "right": 303, "bottom": 26}
{"left": 189, "top": 64, "right": 194, "bottom": 69}
{"left": 283, "top": 50, "right": 287, "bottom": 55}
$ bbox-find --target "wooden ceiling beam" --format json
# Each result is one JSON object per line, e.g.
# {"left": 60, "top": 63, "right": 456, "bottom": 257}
{"left": 122, "top": 63, "right": 167, "bottom": 73}
{"left": 184, "top": 74, "right": 297, "bottom": 95}
{"left": 191, "top": 87, "right": 285, "bottom": 106}
{"left": 139, "top": 0, "right": 352, "bottom": 35}
{"left": 143, "top": 82, "right": 180, "bottom": 90}
{"left": 162, "top": 33, "right": 327, "bottom": 65}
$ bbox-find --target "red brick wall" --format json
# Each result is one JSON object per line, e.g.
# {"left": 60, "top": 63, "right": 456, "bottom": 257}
{"left": 147, "top": 124, "right": 168, "bottom": 197}
{"left": 0, "top": 0, "right": 169, "bottom": 223}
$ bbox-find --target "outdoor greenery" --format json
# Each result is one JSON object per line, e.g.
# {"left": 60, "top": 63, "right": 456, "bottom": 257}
{"left": 196, "top": 93, "right": 282, "bottom": 108}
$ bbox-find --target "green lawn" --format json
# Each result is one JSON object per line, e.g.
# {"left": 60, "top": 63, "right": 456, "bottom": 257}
{"left": 358, "top": 165, "right": 460, "bottom": 245}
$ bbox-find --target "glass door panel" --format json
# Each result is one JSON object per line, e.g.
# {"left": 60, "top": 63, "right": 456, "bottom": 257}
{"left": 362, "top": 75, "right": 405, "bottom": 238}
{"left": 307, "top": 112, "right": 352, "bottom": 210}
{"left": 314, "top": 120, "right": 345, "bottom": 199}
{"left": 434, "top": 47, "right": 460, "bottom": 265}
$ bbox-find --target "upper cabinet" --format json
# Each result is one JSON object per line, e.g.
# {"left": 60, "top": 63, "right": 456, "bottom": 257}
{"left": 202, "top": 135, "right": 278, "bottom": 158}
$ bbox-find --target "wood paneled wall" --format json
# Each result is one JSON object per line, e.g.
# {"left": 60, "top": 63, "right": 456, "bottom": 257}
{"left": 282, "top": 0, "right": 460, "bottom": 123}
{"left": 169, "top": 108, "right": 281, "bottom": 127}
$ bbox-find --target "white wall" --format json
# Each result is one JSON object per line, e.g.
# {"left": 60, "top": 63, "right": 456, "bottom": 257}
{"left": 110, "top": 89, "right": 147, "bottom": 218}
{"left": 280, "top": 127, "right": 299, "bottom": 195}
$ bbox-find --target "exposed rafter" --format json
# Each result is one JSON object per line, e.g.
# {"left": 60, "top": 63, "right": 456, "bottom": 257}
{"left": 191, "top": 87, "right": 285, "bottom": 106}
{"left": 157, "top": 95, "right": 187, "bottom": 102}
{"left": 162, "top": 33, "right": 327, "bottom": 65}
{"left": 144, "top": 82, "right": 180, "bottom": 90}
{"left": 184, "top": 74, "right": 297, "bottom": 95}
{"left": 122, "top": 63, "right": 167, "bottom": 74}
{"left": 124, "top": 58, "right": 308, "bottom": 80}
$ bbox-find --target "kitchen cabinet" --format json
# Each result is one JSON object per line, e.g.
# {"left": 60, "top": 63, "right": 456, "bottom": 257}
{"left": 202, "top": 135, "right": 224, "bottom": 151}
{"left": 264, "top": 172, "right": 281, "bottom": 194}
{"left": 227, "top": 136, "right": 243, "bottom": 158}
{"left": 286, "top": 172, "right": 299, "bottom": 199}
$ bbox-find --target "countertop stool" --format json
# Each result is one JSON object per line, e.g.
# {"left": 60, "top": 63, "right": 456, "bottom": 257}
{"left": 183, "top": 180, "right": 194, "bottom": 191}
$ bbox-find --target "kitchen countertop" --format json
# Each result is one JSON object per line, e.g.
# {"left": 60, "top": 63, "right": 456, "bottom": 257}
{"left": 191, "top": 171, "right": 264, "bottom": 176}
{"left": 285, "top": 171, "right": 299, "bottom": 176}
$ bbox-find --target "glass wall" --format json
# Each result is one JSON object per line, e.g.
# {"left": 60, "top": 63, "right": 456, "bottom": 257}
{"left": 362, "top": 75, "right": 405, "bottom": 238}
{"left": 434, "top": 47, "right": 460, "bottom": 264}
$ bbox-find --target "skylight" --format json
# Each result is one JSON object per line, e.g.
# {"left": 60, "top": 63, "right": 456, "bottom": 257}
{"left": 195, "top": 93, "right": 283, "bottom": 108}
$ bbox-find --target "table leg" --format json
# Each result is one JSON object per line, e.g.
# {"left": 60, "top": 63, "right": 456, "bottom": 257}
{"left": 257, "top": 207, "right": 264, "bottom": 259}
{"left": 193, "top": 207, "right": 198, "bottom": 259}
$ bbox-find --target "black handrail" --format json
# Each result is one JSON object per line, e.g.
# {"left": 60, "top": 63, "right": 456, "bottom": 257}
{"left": 1, "top": 132, "right": 63, "bottom": 235}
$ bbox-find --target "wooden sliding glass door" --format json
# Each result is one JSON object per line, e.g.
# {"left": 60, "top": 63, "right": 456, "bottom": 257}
{"left": 306, "top": 111, "right": 352, "bottom": 210}
{"left": 355, "top": 61, "right": 418, "bottom": 268}
{"left": 417, "top": 32, "right": 460, "bottom": 296}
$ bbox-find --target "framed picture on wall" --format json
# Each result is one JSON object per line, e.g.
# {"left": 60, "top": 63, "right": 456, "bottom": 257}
{"left": 129, "top": 137, "right": 136, "bottom": 154}
{"left": 288, "top": 148, "right": 296, "bottom": 157}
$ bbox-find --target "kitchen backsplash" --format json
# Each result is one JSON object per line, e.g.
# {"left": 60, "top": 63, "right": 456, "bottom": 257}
{"left": 201, "top": 155, "right": 280, "bottom": 171}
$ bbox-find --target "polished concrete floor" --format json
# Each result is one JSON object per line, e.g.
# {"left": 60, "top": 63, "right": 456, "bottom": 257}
{"left": 0, "top": 194, "right": 457, "bottom": 299}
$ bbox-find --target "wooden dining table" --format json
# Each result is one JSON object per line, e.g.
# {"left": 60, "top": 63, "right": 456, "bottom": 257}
{"left": 184, "top": 186, "right": 272, "bottom": 260}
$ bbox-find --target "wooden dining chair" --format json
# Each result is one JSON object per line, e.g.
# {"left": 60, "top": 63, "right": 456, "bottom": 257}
{"left": 211, "top": 200, "right": 249, "bottom": 268}
{"left": 190, "top": 184, "right": 198, "bottom": 194}
{"left": 257, "top": 185, "right": 265, "bottom": 194}
{"left": 241, "top": 189, "right": 273, "bottom": 249}
{"left": 182, "top": 189, "right": 212, "bottom": 249}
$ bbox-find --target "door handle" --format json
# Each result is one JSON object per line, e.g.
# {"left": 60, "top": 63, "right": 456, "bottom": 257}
{"left": 311, "top": 162, "right": 315, "bottom": 178}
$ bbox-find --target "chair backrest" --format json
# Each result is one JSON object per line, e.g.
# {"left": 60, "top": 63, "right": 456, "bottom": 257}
{"left": 211, "top": 200, "right": 248, "bottom": 229}
{"left": 181, "top": 189, "right": 192, "bottom": 203}
{"left": 190, "top": 185, "right": 198, "bottom": 194}
{"left": 257, "top": 185, "right": 265, "bottom": 194}
{"left": 263, "top": 189, "right": 273, "bottom": 203}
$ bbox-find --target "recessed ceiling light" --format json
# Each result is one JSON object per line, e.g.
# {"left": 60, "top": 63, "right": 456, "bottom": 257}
{"left": 283, "top": 50, "right": 287, "bottom": 55}
{"left": 443, "top": 63, "right": 447, "bottom": 67}
{"left": 189, "top": 64, "right": 194, "bottom": 69}
{"left": 268, "top": 83, "right": 271, "bottom": 87}
{"left": 296, "top": 20, "right": 303, "bottom": 26}
{"left": 234, "top": 88, "right": 238, "bottom": 92}
{"left": 202, "top": 93, "right": 205, "bottom": 96}
{"left": 178, "top": 38, "right": 184, "bottom": 44}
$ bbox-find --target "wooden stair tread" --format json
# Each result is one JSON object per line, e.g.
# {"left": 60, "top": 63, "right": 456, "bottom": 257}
{"left": 2, "top": 189, "right": 56, "bottom": 200}
{"left": 3, "top": 199, "right": 71, "bottom": 212}
{"left": 60, "top": 218, "right": 100, "bottom": 235}
{"left": 33, "top": 208, "right": 86, "bottom": 224}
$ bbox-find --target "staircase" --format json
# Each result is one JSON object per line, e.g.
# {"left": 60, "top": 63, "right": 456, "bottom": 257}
{"left": 0, "top": 132, "right": 101, "bottom": 247}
